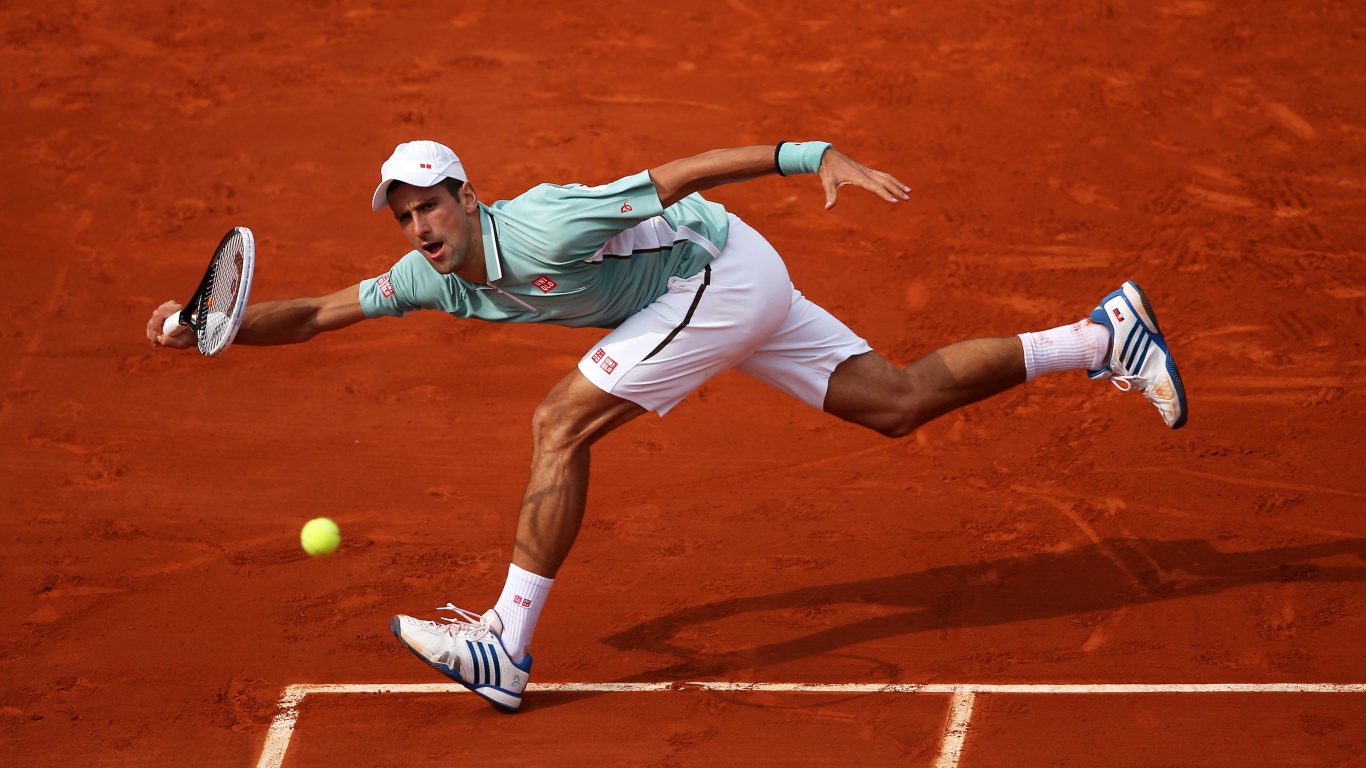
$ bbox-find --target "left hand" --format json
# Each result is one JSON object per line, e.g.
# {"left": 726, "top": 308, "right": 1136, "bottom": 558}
{"left": 819, "top": 149, "right": 912, "bottom": 210}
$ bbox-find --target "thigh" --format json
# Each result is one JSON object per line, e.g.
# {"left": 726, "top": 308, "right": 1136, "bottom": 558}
{"left": 733, "top": 294, "right": 873, "bottom": 410}
{"left": 577, "top": 216, "right": 794, "bottom": 415}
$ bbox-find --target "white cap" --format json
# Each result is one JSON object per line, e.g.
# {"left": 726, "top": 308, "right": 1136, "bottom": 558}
{"left": 371, "top": 140, "right": 469, "bottom": 211}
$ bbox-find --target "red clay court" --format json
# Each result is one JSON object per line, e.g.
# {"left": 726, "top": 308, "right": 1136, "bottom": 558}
{"left": 2, "top": 1, "right": 1364, "bottom": 765}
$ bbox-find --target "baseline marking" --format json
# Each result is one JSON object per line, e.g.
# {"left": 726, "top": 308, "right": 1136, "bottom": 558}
{"left": 255, "top": 681, "right": 1366, "bottom": 768}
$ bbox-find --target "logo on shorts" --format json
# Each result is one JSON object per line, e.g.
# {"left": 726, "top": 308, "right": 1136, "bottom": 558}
{"left": 620, "top": 201, "right": 633, "bottom": 213}
{"left": 533, "top": 275, "right": 557, "bottom": 293}
{"left": 601, "top": 356, "right": 618, "bottom": 374}
{"left": 592, "top": 348, "right": 605, "bottom": 364}
{"left": 513, "top": 594, "right": 532, "bottom": 608}
{"left": 377, "top": 273, "right": 395, "bottom": 298}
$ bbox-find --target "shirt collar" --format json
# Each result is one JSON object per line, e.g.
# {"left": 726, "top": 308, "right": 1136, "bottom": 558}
{"left": 478, "top": 203, "right": 504, "bottom": 283}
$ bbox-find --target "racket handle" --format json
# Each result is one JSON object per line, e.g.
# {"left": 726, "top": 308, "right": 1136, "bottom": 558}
{"left": 162, "top": 310, "right": 188, "bottom": 337}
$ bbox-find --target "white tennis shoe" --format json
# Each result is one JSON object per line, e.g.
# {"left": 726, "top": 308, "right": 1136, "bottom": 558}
{"left": 1088, "top": 281, "right": 1188, "bottom": 429}
{"left": 390, "top": 605, "right": 531, "bottom": 711}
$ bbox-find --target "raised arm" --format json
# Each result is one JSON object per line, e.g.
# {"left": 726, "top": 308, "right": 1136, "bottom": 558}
{"left": 147, "top": 283, "right": 369, "bottom": 349}
{"left": 648, "top": 143, "right": 911, "bottom": 209}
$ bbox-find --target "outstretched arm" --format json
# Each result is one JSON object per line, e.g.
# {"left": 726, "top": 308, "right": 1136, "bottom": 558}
{"left": 648, "top": 143, "right": 911, "bottom": 209}
{"left": 147, "top": 283, "right": 368, "bottom": 349}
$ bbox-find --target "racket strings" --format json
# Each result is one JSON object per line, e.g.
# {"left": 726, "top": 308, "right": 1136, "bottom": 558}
{"left": 199, "top": 233, "right": 244, "bottom": 354}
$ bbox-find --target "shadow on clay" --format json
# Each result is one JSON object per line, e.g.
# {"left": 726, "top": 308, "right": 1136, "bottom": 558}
{"left": 590, "top": 537, "right": 1366, "bottom": 683}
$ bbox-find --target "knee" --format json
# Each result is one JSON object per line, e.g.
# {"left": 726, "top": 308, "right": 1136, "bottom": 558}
{"left": 825, "top": 359, "right": 929, "bottom": 438}
{"left": 877, "top": 420, "right": 918, "bottom": 440}
{"left": 530, "top": 396, "right": 587, "bottom": 454}
{"left": 871, "top": 403, "right": 925, "bottom": 439}
{"left": 872, "top": 388, "right": 947, "bottom": 438}
{"left": 836, "top": 390, "right": 927, "bottom": 439}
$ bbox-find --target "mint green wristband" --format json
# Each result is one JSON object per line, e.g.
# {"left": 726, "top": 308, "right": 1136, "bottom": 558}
{"left": 776, "top": 141, "right": 831, "bottom": 176}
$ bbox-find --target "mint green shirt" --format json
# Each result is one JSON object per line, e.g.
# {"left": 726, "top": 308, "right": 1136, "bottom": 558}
{"left": 358, "top": 170, "right": 730, "bottom": 329}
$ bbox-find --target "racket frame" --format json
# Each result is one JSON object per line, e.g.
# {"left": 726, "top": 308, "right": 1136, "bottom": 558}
{"left": 166, "top": 226, "right": 256, "bottom": 356}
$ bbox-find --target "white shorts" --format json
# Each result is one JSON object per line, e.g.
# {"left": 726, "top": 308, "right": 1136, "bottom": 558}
{"left": 578, "top": 215, "right": 872, "bottom": 415}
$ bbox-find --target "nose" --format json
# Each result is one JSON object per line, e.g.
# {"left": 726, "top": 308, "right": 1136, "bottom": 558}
{"left": 408, "top": 210, "right": 431, "bottom": 239}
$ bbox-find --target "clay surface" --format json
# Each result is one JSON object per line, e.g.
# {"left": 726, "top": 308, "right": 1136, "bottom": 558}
{"left": 2, "top": 0, "right": 1363, "bottom": 764}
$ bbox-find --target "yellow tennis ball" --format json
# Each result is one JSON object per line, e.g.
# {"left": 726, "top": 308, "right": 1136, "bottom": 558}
{"left": 300, "top": 517, "right": 340, "bottom": 556}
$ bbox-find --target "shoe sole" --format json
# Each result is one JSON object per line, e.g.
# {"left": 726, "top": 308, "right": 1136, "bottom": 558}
{"left": 389, "top": 616, "right": 523, "bottom": 712}
{"left": 1122, "top": 281, "right": 1188, "bottom": 429}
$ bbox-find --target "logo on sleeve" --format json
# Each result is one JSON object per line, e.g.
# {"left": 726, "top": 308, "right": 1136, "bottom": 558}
{"left": 377, "top": 273, "right": 395, "bottom": 298}
{"left": 620, "top": 201, "right": 633, "bottom": 213}
{"left": 600, "top": 356, "right": 618, "bottom": 374}
{"left": 533, "top": 275, "right": 557, "bottom": 293}
{"left": 592, "top": 348, "right": 606, "bottom": 363}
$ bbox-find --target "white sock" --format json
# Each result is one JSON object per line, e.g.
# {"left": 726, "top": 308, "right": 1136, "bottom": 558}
{"left": 1018, "top": 320, "right": 1111, "bottom": 381}
{"left": 492, "top": 564, "right": 553, "bottom": 663}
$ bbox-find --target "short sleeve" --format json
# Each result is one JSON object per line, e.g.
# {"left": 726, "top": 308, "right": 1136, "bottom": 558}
{"left": 358, "top": 250, "right": 462, "bottom": 318}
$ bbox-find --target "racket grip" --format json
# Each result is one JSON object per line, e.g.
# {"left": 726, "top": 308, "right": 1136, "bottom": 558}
{"left": 162, "top": 310, "right": 187, "bottom": 337}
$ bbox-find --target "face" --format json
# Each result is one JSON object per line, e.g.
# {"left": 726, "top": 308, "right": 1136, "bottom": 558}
{"left": 387, "top": 182, "right": 482, "bottom": 278}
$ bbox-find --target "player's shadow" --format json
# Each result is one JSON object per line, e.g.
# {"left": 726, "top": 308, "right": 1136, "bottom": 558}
{"left": 596, "top": 536, "right": 1365, "bottom": 684}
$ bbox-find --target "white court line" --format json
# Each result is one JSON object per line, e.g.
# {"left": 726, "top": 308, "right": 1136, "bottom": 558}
{"left": 934, "top": 690, "right": 976, "bottom": 768}
{"left": 255, "top": 681, "right": 1366, "bottom": 768}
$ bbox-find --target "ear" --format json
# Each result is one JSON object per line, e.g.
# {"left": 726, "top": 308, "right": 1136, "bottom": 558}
{"left": 460, "top": 182, "right": 479, "bottom": 212}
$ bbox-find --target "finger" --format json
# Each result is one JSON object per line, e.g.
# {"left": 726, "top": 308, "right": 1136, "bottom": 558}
{"left": 878, "top": 178, "right": 909, "bottom": 203}
{"left": 851, "top": 174, "right": 902, "bottom": 204}
{"left": 861, "top": 170, "right": 909, "bottom": 200}
{"left": 157, "top": 330, "right": 193, "bottom": 349}
{"left": 823, "top": 175, "right": 840, "bottom": 210}
{"left": 150, "top": 300, "right": 186, "bottom": 346}
{"left": 879, "top": 171, "right": 913, "bottom": 198}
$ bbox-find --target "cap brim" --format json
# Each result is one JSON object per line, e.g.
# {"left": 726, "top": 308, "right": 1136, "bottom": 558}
{"left": 371, "top": 180, "right": 395, "bottom": 211}
{"left": 371, "top": 169, "right": 447, "bottom": 211}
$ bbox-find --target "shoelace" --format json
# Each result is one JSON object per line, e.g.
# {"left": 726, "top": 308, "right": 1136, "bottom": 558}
{"left": 433, "top": 603, "right": 492, "bottom": 639}
{"left": 1109, "top": 375, "right": 1137, "bottom": 392}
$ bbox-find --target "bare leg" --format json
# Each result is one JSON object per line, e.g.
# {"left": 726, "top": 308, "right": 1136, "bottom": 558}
{"left": 823, "top": 338, "right": 1025, "bottom": 437}
{"left": 513, "top": 369, "right": 647, "bottom": 577}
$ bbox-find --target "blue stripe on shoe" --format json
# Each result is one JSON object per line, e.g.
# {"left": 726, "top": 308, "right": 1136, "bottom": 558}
{"left": 467, "top": 640, "right": 480, "bottom": 683}
{"left": 1119, "top": 324, "right": 1142, "bottom": 368}
{"left": 1123, "top": 326, "right": 1149, "bottom": 371}
{"left": 488, "top": 644, "right": 501, "bottom": 688}
{"left": 477, "top": 643, "right": 493, "bottom": 685}
{"left": 1131, "top": 334, "right": 1153, "bottom": 373}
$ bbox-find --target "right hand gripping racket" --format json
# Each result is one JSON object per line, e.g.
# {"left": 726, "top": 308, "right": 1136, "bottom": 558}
{"left": 162, "top": 227, "right": 256, "bottom": 357}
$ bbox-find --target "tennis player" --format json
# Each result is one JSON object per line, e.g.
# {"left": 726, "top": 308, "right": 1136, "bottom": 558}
{"left": 147, "top": 139, "right": 1186, "bottom": 710}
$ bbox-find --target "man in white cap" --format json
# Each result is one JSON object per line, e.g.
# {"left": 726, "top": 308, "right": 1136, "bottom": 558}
{"left": 147, "top": 138, "right": 1186, "bottom": 711}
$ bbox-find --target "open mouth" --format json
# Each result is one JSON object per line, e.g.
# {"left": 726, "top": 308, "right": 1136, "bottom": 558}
{"left": 421, "top": 242, "right": 444, "bottom": 257}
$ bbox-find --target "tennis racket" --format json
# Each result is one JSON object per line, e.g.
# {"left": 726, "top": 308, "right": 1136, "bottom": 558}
{"left": 161, "top": 227, "right": 256, "bottom": 357}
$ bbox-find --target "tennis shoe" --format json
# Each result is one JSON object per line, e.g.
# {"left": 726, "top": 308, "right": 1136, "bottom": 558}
{"left": 1088, "top": 280, "right": 1188, "bottom": 429}
{"left": 390, "top": 605, "right": 531, "bottom": 711}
